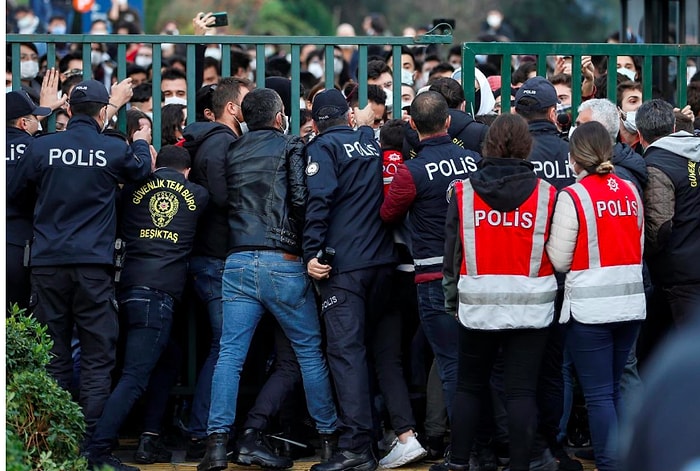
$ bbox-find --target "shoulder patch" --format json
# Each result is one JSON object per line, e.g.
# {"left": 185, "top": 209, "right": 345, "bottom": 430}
{"left": 306, "top": 161, "right": 319, "bottom": 176}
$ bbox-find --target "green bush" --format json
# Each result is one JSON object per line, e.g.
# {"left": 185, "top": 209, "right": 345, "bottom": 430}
{"left": 6, "top": 305, "right": 89, "bottom": 471}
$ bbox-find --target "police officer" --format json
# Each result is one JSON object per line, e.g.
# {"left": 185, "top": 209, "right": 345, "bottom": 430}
{"left": 436, "top": 113, "right": 557, "bottom": 471}
{"left": 514, "top": 76, "right": 573, "bottom": 465}
{"left": 515, "top": 76, "right": 574, "bottom": 190}
{"left": 7, "top": 79, "right": 152, "bottom": 445}
{"left": 305, "top": 89, "right": 397, "bottom": 471}
{"left": 84, "top": 145, "right": 207, "bottom": 471}
{"left": 381, "top": 91, "right": 481, "bottom": 421}
{"left": 6, "top": 90, "right": 51, "bottom": 309}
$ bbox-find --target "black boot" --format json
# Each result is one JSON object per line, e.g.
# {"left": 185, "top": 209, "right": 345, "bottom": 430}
{"left": 235, "top": 428, "right": 293, "bottom": 469}
{"left": 134, "top": 433, "right": 172, "bottom": 464}
{"left": 310, "top": 447, "right": 377, "bottom": 471}
{"left": 319, "top": 433, "right": 338, "bottom": 462}
{"left": 198, "top": 433, "right": 229, "bottom": 471}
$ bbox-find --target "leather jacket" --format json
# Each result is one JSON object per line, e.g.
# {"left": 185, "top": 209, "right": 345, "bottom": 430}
{"left": 225, "top": 127, "right": 307, "bottom": 255}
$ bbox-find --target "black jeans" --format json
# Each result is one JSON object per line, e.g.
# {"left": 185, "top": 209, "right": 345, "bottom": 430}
{"left": 450, "top": 325, "right": 549, "bottom": 471}
{"left": 319, "top": 265, "right": 394, "bottom": 452}
{"left": 30, "top": 265, "right": 118, "bottom": 439}
{"left": 244, "top": 322, "right": 302, "bottom": 431}
{"left": 7, "top": 243, "right": 30, "bottom": 310}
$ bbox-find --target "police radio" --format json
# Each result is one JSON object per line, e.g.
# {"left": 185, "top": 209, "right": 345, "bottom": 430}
{"left": 316, "top": 247, "right": 336, "bottom": 266}
{"left": 114, "top": 238, "right": 126, "bottom": 282}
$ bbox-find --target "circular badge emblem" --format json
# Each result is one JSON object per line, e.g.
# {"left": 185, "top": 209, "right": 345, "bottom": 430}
{"left": 306, "top": 161, "right": 320, "bottom": 176}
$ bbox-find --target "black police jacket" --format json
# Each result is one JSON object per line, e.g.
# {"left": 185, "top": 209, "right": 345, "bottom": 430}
{"left": 182, "top": 121, "right": 238, "bottom": 259}
{"left": 304, "top": 125, "right": 396, "bottom": 272}
{"left": 404, "top": 109, "right": 488, "bottom": 158}
{"left": 527, "top": 120, "right": 574, "bottom": 190}
{"left": 6, "top": 127, "right": 35, "bottom": 247}
{"left": 118, "top": 168, "right": 208, "bottom": 300}
{"left": 7, "top": 115, "right": 152, "bottom": 266}
{"left": 225, "top": 127, "right": 307, "bottom": 255}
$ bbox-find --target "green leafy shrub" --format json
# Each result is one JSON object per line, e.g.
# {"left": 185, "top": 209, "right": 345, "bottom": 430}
{"left": 6, "top": 305, "right": 89, "bottom": 471}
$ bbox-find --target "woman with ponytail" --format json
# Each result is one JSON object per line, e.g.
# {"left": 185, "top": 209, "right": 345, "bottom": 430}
{"left": 546, "top": 121, "right": 646, "bottom": 471}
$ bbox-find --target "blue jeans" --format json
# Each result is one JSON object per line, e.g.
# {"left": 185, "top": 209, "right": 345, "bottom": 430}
{"left": 188, "top": 256, "right": 224, "bottom": 439}
{"left": 416, "top": 279, "right": 458, "bottom": 418}
{"left": 88, "top": 287, "right": 174, "bottom": 453}
{"left": 207, "top": 251, "right": 337, "bottom": 435}
{"left": 567, "top": 320, "right": 641, "bottom": 471}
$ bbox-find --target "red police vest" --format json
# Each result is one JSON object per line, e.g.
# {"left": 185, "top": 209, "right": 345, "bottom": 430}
{"left": 561, "top": 173, "right": 646, "bottom": 324}
{"left": 455, "top": 178, "right": 557, "bottom": 330}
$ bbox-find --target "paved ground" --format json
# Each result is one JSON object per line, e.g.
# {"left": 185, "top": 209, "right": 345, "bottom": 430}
{"left": 115, "top": 447, "right": 598, "bottom": 471}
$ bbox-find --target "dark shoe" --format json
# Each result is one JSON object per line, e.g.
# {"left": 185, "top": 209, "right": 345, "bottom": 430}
{"left": 428, "top": 458, "right": 469, "bottom": 471}
{"left": 198, "top": 433, "right": 229, "bottom": 471}
{"left": 134, "top": 433, "right": 172, "bottom": 464}
{"left": 476, "top": 446, "right": 498, "bottom": 471}
{"left": 186, "top": 437, "right": 207, "bottom": 461}
{"left": 423, "top": 435, "right": 446, "bottom": 461}
{"left": 319, "top": 433, "right": 338, "bottom": 462}
{"left": 552, "top": 443, "right": 583, "bottom": 471}
{"left": 529, "top": 449, "right": 558, "bottom": 471}
{"left": 310, "top": 447, "right": 377, "bottom": 471}
{"left": 573, "top": 449, "right": 594, "bottom": 461}
{"left": 235, "top": 428, "right": 293, "bottom": 469}
{"left": 88, "top": 452, "right": 141, "bottom": 471}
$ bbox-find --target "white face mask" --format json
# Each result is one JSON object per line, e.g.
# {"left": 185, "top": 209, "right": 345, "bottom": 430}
{"left": 134, "top": 55, "right": 152, "bottom": 68}
{"left": 568, "top": 124, "right": 577, "bottom": 140}
{"left": 17, "top": 16, "right": 34, "bottom": 29}
{"left": 373, "top": 127, "right": 381, "bottom": 142}
{"left": 204, "top": 47, "right": 222, "bottom": 61}
{"left": 240, "top": 121, "right": 249, "bottom": 134}
{"left": 622, "top": 110, "right": 637, "bottom": 133}
{"left": 308, "top": 62, "right": 324, "bottom": 79}
{"left": 51, "top": 25, "right": 66, "bottom": 35}
{"left": 281, "top": 114, "right": 289, "bottom": 134}
{"left": 687, "top": 66, "right": 697, "bottom": 84}
{"left": 20, "top": 60, "right": 39, "bottom": 80}
{"left": 568, "top": 155, "right": 579, "bottom": 177}
{"left": 382, "top": 87, "right": 393, "bottom": 112}
{"left": 333, "top": 57, "right": 343, "bottom": 75}
{"left": 401, "top": 69, "right": 414, "bottom": 87}
{"left": 616, "top": 67, "right": 636, "bottom": 82}
{"left": 6, "top": 86, "right": 13, "bottom": 93}
{"left": 91, "top": 51, "right": 106, "bottom": 67}
{"left": 486, "top": 14, "right": 502, "bottom": 28}
{"left": 164, "top": 96, "right": 188, "bottom": 106}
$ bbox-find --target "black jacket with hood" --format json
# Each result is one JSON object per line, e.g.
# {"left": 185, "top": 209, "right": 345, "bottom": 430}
{"left": 182, "top": 121, "right": 238, "bottom": 259}
{"left": 404, "top": 109, "right": 488, "bottom": 158}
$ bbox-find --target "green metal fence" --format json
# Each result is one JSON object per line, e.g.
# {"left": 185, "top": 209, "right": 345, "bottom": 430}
{"left": 462, "top": 42, "right": 700, "bottom": 120}
{"left": 7, "top": 29, "right": 453, "bottom": 147}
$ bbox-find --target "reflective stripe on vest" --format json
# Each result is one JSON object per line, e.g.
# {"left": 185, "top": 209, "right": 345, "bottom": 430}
{"left": 456, "top": 179, "right": 556, "bottom": 330}
{"left": 561, "top": 176, "right": 646, "bottom": 324}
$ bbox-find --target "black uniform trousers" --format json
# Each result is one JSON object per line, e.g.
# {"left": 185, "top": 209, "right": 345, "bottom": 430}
{"left": 6, "top": 243, "right": 30, "bottom": 310}
{"left": 318, "top": 264, "right": 395, "bottom": 453}
{"left": 30, "top": 264, "right": 118, "bottom": 440}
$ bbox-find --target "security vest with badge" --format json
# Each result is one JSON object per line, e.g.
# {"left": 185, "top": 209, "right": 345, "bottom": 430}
{"left": 448, "top": 159, "right": 557, "bottom": 330}
{"left": 118, "top": 167, "right": 208, "bottom": 301}
{"left": 561, "top": 173, "right": 646, "bottom": 324}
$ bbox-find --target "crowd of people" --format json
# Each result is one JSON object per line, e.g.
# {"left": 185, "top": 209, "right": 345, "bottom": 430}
{"left": 6, "top": 7, "right": 700, "bottom": 471}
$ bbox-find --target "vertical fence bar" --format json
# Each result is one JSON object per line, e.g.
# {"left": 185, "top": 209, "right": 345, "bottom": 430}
{"left": 607, "top": 54, "right": 618, "bottom": 102}
{"left": 392, "top": 45, "right": 402, "bottom": 119}
{"left": 46, "top": 43, "right": 57, "bottom": 132}
{"left": 256, "top": 44, "right": 266, "bottom": 89}
{"left": 152, "top": 41, "right": 163, "bottom": 149}
{"left": 324, "top": 44, "right": 335, "bottom": 90}
{"left": 571, "top": 53, "right": 582, "bottom": 123}
{"left": 643, "top": 54, "right": 654, "bottom": 100}
{"left": 358, "top": 46, "right": 368, "bottom": 108}
{"left": 677, "top": 54, "right": 688, "bottom": 106}
{"left": 221, "top": 44, "right": 231, "bottom": 77}
{"left": 290, "top": 44, "right": 301, "bottom": 135}
{"left": 186, "top": 44, "right": 196, "bottom": 125}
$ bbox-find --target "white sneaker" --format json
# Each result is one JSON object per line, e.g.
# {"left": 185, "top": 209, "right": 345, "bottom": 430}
{"left": 378, "top": 434, "right": 427, "bottom": 468}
